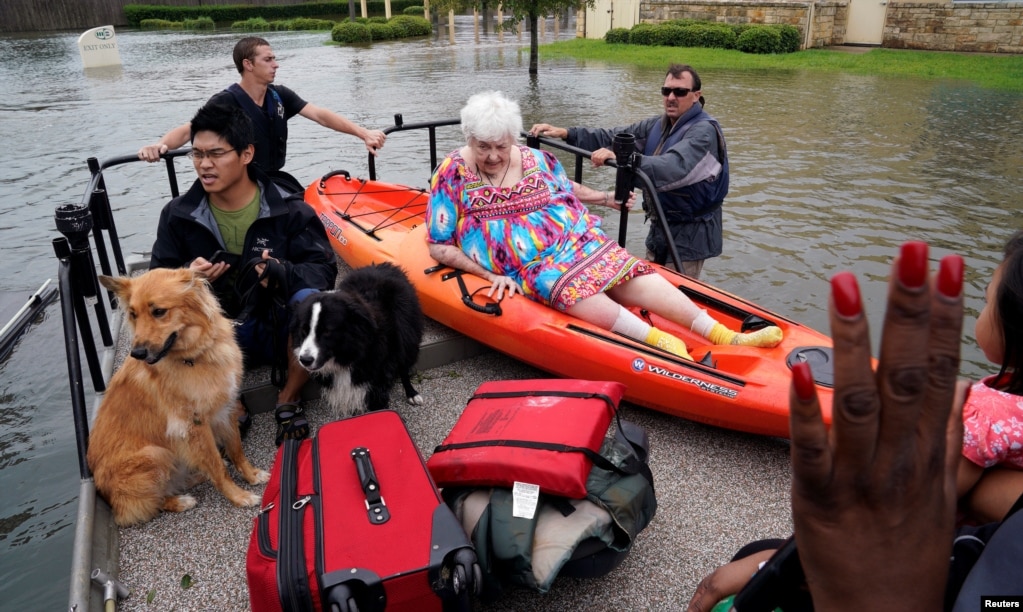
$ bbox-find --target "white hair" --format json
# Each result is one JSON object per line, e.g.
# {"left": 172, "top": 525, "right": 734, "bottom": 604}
{"left": 460, "top": 91, "right": 523, "bottom": 144}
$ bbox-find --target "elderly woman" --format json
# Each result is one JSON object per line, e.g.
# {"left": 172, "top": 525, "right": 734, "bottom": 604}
{"left": 426, "top": 91, "right": 781, "bottom": 360}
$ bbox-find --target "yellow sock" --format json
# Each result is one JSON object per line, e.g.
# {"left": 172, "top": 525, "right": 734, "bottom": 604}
{"left": 645, "top": 327, "right": 693, "bottom": 360}
{"left": 708, "top": 323, "right": 783, "bottom": 348}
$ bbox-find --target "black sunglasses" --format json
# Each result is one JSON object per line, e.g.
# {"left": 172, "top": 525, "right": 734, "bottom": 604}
{"left": 661, "top": 87, "right": 692, "bottom": 98}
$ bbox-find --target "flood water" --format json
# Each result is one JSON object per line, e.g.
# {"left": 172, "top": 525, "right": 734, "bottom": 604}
{"left": 2, "top": 20, "right": 1023, "bottom": 610}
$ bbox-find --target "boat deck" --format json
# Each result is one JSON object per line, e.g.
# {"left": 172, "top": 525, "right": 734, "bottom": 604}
{"left": 109, "top": 319, "right": 794, "bottom": 611}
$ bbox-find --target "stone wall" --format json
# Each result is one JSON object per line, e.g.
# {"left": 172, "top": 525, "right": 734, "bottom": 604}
{"left": 884, "top": 2, "right": 1023, "bottom": 53}
{"left": 810, "top": 2, "right": 847, "bottom": 48}
{"left": 640, "top": 0, "right": 850, "bottom": 48}
{"left": 636, "top": 0, "right": 1022, "bottom": 52}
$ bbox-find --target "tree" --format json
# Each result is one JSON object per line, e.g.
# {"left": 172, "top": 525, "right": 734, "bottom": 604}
{"left": 432, "top": 0, "right": 594, "bottom": 75}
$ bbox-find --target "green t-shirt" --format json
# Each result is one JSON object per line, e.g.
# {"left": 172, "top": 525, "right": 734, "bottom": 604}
{"left": 210, "top": 187, "right": 261, "bottom": 256}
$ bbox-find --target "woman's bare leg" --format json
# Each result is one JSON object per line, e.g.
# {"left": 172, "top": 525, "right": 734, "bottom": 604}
{"left": 567, "top": 293, "right": 692, "bottom": 359}
{"left": 606, "top": 274, "right": 783, "bottom": 347}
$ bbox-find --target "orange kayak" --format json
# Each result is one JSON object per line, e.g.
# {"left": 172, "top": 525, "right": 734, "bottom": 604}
{"left": 305, "top": 170, "right": 834, "bottom": 438}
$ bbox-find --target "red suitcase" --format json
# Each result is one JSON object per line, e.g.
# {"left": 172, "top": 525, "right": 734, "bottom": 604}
{"left": 247, "top": 410, "right": 479, "bottom": 612}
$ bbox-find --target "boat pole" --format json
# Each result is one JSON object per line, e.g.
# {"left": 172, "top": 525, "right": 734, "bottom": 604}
{"left": 54, "top": 204, "right": 109, "bottom": 390}
{"left": 611, "top": 132, "right": 637, "bottom": 248}
{"left": 53, "top": 237, "right": 92, "bottom": 479}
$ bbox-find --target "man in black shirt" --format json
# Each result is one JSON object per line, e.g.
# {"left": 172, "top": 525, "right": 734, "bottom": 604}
{"left": 139, "top": 37, "right": 385, "bottom": 177}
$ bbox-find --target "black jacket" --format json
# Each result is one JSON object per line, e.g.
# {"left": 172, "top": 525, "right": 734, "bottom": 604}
{"left": 150, "top": 165, "right": 337, "bottom": 318}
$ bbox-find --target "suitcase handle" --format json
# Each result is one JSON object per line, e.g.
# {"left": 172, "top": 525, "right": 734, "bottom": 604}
{"left": 351, "top": 447, "right": 390, "bottom": 524}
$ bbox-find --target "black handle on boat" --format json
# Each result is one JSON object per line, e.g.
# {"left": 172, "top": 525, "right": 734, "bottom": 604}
{"left": 461, "top": 294, "right": 501, "bottom": 316}
{"left": 318, "top": 169, "right": 351, "bottom": 189}
{"left": 446, "top": 270, "right": 502, "bottom": 316}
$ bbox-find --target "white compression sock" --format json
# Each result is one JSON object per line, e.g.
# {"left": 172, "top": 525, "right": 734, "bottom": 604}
{"left": 610, "top": 306, "right": 652, "bottom": 341}
{"left": 691, "top": 310, "right": 717, "bottom": 338}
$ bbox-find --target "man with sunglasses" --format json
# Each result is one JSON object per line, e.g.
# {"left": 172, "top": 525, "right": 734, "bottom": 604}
{"left": 138, "top": 37, "right": 386, "bottom": 192}
{"left": 150, "top": 102, "right": 337, "bottom": 445}
{"left": 530, "top": 64, "right": 728, "bottom": 280}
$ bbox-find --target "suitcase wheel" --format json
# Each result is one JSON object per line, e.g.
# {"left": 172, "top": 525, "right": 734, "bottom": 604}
{"left": 451, "top": 565, "right": 471, "bottom": 612}
{"left": 328, "top": 584, "right": 360, "bottom": 612}
{"left": 452, "top": 564, "right": 466, "bottom": 594}
{"left": 471, "top": 563, "right": 482, "bottom": 596}
{"left": 450, "top": 548, "right": 482, "bottom": 597}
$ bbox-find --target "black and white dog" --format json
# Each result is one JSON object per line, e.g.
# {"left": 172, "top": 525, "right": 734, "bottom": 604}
{"left": 291, "top": 263, "right": 425, "bottom": 417}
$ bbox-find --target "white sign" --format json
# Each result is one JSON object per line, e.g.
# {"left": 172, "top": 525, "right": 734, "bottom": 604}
{"left": 78, "top": 26, "right": 121, "bottom": 69}
{"left": 511, "top": 481, "right": 540, "bottom": 519}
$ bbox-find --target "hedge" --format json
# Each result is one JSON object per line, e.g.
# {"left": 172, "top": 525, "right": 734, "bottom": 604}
{"left": 332, "top": 21, "right": 371, "bottom": 43}
{"left": 184, "top": 17, "right": 215, "bottom": 30}
{"left": 605, "top": 27, "right": 630, "bottom": 44}
{"left": 735, "top": 26, "right": 782, "bottom": 54}
{"left": 605, "top": 20, "right": 801, "bottom": 54}
{"left": 124, "top": 2, "right": 424, "bottom": 26}
{"left": 367, "top": 22, "right": 395, "bottom": 40}
{"left": 386, "top": 15, "right": 431, "bottom": 37}
{"left": 329, "top": 15, "right": 429, "bottom": 43}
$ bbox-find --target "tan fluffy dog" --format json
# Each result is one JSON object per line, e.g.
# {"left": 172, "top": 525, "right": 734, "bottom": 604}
{"left": 88, "top": 268, "right": 269, "bottom": 526}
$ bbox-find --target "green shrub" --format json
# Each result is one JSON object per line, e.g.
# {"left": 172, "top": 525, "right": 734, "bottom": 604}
{"left": 777, "top": 24, "right": 802, "bottom": 53}
{"left": 139, "top": 18, "right": 181, "bottom": 29}
{"left": 183, "top": 16, "right": 215, "bottom": 30}
{"left": 288, "top": 17, "right": 335, "bottom": 30}
{"left": 731, "top": 23, "right": 756, "bottom": 37}
{"left": 735, "top": 25, "right": 782, "bottom": 54}
{"left": 232, "top": 17, "right": 271, "bottom": 31}
{"left": 403, "top": 5, "right": 425, "bottom": 15}
{"left": 368, "top": 22, "right": 395, "bottom": 40}
{"left": 705, "top": 24, "right": 738, "bottom": 48}
{"left": 387, "top": 15, "right": 432, "bottom": 37}
{"left": 124, "top": 1, "right": 425, "bottom": 26}
{"left": 332, "top": 21, "right": 371, "bottom": 43}
{"left": 628, "top": 24, "right": 661, "bottom": 46}
{"left": 368, "top": 16, "right": 388, "bottom": 23}
{"left": 657, "top": 25, "right": 689, "bottom": 47}
{"left": 604, "top": 28, "right": 630, "bottom": 44}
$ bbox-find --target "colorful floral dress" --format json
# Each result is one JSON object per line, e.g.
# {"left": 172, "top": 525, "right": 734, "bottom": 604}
{"left": 962, "top": 374, "right": 1023, "bottom": 469}
{"left": 427, "top": 145, "right": 652, "bottom": 311}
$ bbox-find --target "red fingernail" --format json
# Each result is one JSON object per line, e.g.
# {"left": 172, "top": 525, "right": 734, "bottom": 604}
{"left": 792, "top": 362, "right": 816, "bottom": 402}
{"left": 938, "top": 254, "right": 964, "bottom": 299}
{"left": 899, "top": 241, "right": 929, "bottom": 289}
{"left": 831, "top": 271, "right": 862, "bottom": 318}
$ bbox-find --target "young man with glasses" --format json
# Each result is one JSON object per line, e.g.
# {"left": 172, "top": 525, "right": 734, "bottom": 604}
{"left": 530, "top": 64, "right": 728, "bottom": 280}
{"left": 150, "top": 102, "right": 338, "bottom": 446}
{"left": 138, "top": 37, "right": 386, "bottom": 191}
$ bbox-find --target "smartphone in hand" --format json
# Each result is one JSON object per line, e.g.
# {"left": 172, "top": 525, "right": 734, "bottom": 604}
{"left": 732, "top": 536, "right": 809, "bottom": 612}
{"left": 209, "top": 250, "right": 240, "bottom": 267}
